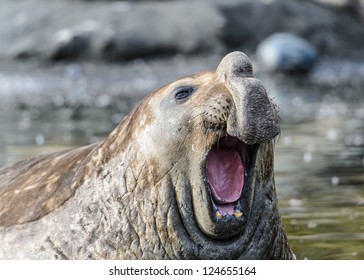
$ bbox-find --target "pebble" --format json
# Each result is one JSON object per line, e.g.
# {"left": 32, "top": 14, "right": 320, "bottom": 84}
{"left": 303, "top": 152, "right": 313, "bottom": 163}
{"left": 331, "top": 176, "right": 340, "bottom": 186}
{"left": 35, "top": 134, "right": 45, "bottom": 146}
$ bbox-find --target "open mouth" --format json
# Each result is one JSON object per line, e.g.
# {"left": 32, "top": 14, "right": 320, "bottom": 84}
{"left": 206, "top": 135, "right": 248, "bottom": 218}
{"left": 201, "top": 134, "right": 258, "bottom": 239}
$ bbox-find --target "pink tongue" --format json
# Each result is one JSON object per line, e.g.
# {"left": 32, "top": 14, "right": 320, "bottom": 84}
{"left": 206, "top": 148, "right": 244, "bottom": 204}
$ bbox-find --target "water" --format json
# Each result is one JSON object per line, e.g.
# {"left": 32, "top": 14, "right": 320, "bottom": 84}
{"left": 277, "top": 117, "right": 364, "bottom": 259}
{"left": 0, "top": 59, "right": 363, "bottom": 259}
{"left": 269, "top": 76, "right": 364, "bottom": 259}
{"left": 0, "top": 106, "right": 120, "bottom": 165}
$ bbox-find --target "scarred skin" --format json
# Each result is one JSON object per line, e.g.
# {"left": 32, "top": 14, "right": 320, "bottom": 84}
{"left": 0, "top": 52, "right": 294, "bottom": 259}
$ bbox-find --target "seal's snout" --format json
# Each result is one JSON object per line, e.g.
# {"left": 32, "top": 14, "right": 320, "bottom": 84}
{"left": 217, "top": 51, "right": 280, "bottom": 145}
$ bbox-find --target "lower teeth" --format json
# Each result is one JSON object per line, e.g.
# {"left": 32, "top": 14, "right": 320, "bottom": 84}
{"left": 233, "top": 211, "right": 243, "bottom": 218}
{"left": 215, "top": 210, "right": 243, "bottom": 219}
{"left": 216, "top": 211, "right": 222, "bottom": 219}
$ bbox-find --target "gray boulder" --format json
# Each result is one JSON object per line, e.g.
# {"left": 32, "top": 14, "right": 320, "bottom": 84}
{"left": 256, "top": 33, "right": 318, "bottom": 73}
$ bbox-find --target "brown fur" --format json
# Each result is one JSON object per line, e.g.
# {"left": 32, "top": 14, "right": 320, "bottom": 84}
{"left": 0, "top": 145, "right": 97, "bottom": 227}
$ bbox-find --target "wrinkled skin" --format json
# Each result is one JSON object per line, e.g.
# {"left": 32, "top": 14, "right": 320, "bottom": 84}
{"left": 0, "top": 52, "right": 294, "bottom": 259}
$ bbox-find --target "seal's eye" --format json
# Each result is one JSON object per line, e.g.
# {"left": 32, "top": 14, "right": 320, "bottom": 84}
{"left": 174, "top": 86, "right": 195, "bottom": 101}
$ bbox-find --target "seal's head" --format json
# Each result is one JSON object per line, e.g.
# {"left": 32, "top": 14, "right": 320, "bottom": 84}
{"left": 108, "top": 51, "right": 289, "bottom": 258}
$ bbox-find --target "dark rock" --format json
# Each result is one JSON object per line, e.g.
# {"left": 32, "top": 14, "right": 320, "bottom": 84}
{"left": 256, "top": 33, "right": 318, "bottom": 73}
{"left": 50, "top": 31, "right": 90, "bottom": 61}
{"left": 217, "top": 1, "right": 279, "bottom": 50}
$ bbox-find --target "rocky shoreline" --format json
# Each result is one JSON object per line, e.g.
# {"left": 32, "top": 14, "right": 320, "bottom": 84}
{"left": 2, "top": 0, "right": 364, "bottom": 63}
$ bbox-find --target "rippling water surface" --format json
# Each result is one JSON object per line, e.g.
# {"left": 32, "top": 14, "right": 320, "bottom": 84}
{"left": 0, "top": 60, "right": 363, "bottom": 259}
{"left": 270, "top": 77, "right": 364, "bottom": 260}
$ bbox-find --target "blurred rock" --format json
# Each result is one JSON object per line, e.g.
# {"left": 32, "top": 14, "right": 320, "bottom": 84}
{"left": 50, "top": 30, "right": 90, "bottom": 60}
{"left": 217, "top": 0, "right": 364, "bottom": 58}
{"left": 256, "top": 33, "right": 318, "bottom": 73}
{"left": 310, "top": 0, "right": 359, "bottom": 10}
{"left": 98, "top": 1, "right": 224, "bottom": 61}
{"left": 310, "top": 0, "right": 364, "bottom": 19}
{"left": 1, "top": 0, "right": 364, "bottom": 62}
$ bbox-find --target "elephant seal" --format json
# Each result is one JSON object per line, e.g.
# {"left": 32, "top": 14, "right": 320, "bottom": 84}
{"left": 0, "top": 52, "right": 294, "bottom": 259}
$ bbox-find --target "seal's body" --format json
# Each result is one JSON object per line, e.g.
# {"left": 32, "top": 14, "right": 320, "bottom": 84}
{"left": 0, "top": 52, "right": 294, "bottom": 259}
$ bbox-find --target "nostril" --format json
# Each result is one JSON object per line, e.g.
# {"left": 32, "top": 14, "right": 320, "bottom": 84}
{"left": 233, "top": 63, "right": 253, "bottom": 77}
